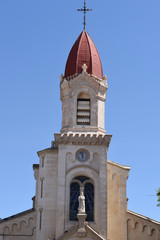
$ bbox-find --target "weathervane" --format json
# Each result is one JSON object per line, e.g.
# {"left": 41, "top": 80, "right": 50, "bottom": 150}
{"left": 77, "top": 0, "right": 93, "bottom": 30}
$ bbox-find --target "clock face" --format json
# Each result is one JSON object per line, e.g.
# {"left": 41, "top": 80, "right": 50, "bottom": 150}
{"left": 76, "top": 150, "right": 89, "bottom": 162}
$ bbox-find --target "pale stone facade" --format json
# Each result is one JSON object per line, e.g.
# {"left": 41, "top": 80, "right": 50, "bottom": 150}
{"left": 0, "top": 33, "right": 160, "bottom": 240}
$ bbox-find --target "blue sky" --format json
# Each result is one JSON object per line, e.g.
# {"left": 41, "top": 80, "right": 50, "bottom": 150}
{"left": 0, "top": 0, "right": 160, "bottom": 221}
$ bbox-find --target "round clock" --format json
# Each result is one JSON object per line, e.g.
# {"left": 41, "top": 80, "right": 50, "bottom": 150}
{"left": 76, "top": 150, "right": 89, "bottom": 162}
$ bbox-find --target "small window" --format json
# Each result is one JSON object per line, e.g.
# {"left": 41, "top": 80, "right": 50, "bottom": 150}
{"left": 77, "top": 93, "right": 90, "bottom": 125}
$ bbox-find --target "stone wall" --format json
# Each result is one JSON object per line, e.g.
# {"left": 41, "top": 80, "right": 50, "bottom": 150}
{"left": 127, "top": 210, "right": 160, "bottom": 240}
{"left": 0, "top": 210, "right": 36, "bottom": 240}
{"left": 35, "top": 148, "right": 58, "bottom": 240}
{"left": 107, "top": 159, "right": 160, "bottom": 240}
{"left": 107, "top": 160, "right": 130, "bottom": 240}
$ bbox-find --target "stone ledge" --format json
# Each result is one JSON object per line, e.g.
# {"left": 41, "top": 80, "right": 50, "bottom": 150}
{"left": 54, "top": 133, "right": 112, "bottom": 148}
{"left": 61, "top": 127, "right": 106, "bottom": 135}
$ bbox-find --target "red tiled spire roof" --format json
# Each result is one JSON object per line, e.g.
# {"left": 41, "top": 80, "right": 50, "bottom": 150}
{"left": 65, "top": 31, "right": 103, "bottom": 79}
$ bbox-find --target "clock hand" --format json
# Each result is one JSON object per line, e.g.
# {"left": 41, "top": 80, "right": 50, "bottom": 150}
{"left": 82, "top": 152, "right": 84, "bottom": 159}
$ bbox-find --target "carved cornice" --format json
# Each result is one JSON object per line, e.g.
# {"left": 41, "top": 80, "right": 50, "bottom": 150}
{"left": 60, "top": 72, "right": 107, "bottom": 103}
{"left": 60, "top": 71, "right": 107, "bottom": 89}
{"left": 54, "top": 133, "right": 112, "bottom": 148}
{"left": 61, "top": 126, "right": 106, "bottom": 134}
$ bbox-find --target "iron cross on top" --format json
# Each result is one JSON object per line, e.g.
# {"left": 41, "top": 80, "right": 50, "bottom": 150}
{"left": 77, "top": 0, "right": 93, "bottom": 30}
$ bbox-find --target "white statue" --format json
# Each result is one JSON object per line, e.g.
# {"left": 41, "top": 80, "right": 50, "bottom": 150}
{"left": 78, "top": 187, "right": 85, "bottom": 214}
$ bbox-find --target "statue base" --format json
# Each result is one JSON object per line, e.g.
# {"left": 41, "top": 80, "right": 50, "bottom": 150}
{"left": 77, "top": 213, "right": 87, "bottom": 237}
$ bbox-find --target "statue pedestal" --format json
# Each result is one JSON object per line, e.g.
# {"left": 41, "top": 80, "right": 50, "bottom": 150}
{"left": 77, "top": 213, "right": 87, "bottom": 237}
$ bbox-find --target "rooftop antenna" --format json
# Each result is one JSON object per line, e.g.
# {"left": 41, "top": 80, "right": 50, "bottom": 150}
{"left": 77, "top": 0, "right": 93, "bottom": 30}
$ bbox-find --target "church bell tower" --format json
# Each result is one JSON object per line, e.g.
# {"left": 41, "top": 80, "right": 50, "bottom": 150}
{"left": 60, "top": 30, "right": 107, "bottom": 135}
{"left": 34, "top": 15, "right": 112, "bottom": 240}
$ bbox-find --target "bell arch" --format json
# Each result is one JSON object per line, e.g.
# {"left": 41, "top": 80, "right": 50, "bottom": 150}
{"left": 71, "top": 84, "right": 97, "bottom": 128}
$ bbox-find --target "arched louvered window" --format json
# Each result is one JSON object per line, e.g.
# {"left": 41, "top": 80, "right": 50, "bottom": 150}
{"left": 77, "top": 93, "right": 90, "bottom": 125}
{"left": 69, "top": 176, "right": 94, "bottom": 221}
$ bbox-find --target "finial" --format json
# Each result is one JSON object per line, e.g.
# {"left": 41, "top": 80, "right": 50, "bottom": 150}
{"left": 82, "top": 63, "right": 87, "bottom": 73}
{"left": 103, "top": 75, "right": 108, "bottom": 81}
{"left": 59, "top": 74, "right": 63, "bottom": 82}
{"left": 77, "top": 0, "right": 93, "bottom": 30}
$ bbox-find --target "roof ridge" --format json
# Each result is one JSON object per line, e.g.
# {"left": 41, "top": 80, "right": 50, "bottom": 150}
{"left": 76, "top": 31, "right": 84, "bottom": 74}
{"left": 85, "top": 31, "right": 92, "bottom": 75}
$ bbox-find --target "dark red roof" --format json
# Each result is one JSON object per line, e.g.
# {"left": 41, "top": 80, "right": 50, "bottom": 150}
{"left": 65, "top": 31, "right": 103, "bottom": 79}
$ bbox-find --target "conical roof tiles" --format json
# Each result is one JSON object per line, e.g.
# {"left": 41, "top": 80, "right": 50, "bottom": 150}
{"left": 65, "top": 31, "right": 103, "bottom": 79}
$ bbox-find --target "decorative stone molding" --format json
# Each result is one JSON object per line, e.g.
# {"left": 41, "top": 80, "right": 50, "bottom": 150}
{"left": 54, "top": 133, "right": 112, "bottom": 148}
{"left": 61, "top": 127, "right": 106, "bottom": 135}
{"left": 127, "top": 210, "right": 160, "bottom": 226}
{"left": 0, "top": 212, "right": 36, "bottom": 238}
{"left": 127, "top": 210, "right": 160, "bottom": 238}
{"left": 61, "top": 71, "right": 107, "bottom": 89}
{"left": 66, "top": 152, "right": 74, "bottom": 163}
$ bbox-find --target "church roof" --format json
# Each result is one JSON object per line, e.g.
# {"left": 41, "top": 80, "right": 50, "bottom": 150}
{"left": 0, "top": 209, "right": 34, "bottom": 223}
{"left": 107, "top": 160, "right": 130, "bottom": 170}
{"left": 65, "top": 31, "right": 103, "bottom": 79}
